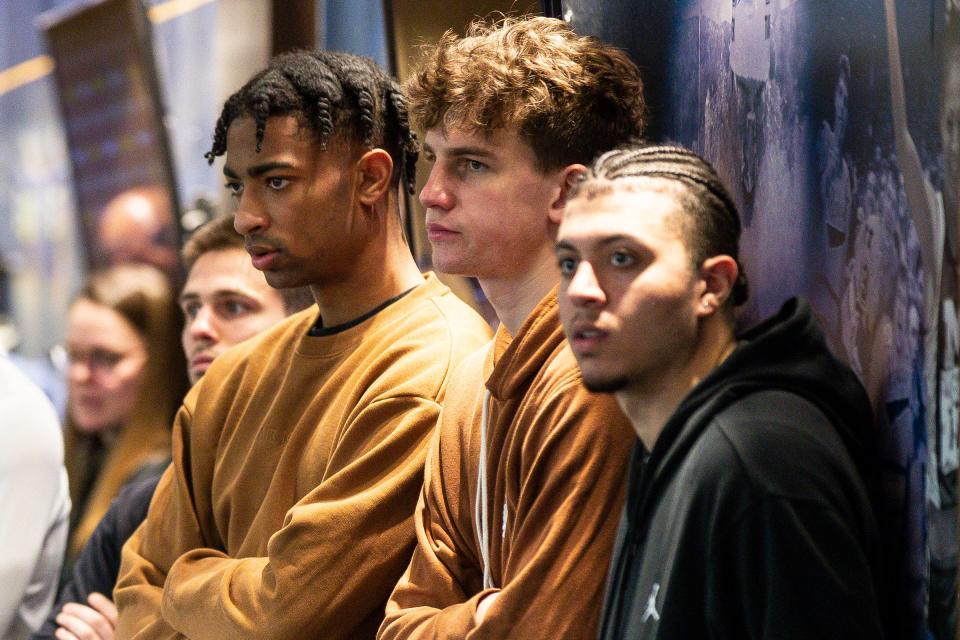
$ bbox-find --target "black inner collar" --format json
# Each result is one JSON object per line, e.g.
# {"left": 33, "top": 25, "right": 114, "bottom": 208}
{"left": 307, "top": 285, "right": 418, "bottom": 337}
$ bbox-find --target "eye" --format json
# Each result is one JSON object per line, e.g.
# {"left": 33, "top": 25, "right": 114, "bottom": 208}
{"left": 218, "top": 298, "right": 254, "bottom": 318}
{"left": 266, "top": 177, "right": 289, "bottom": 191}
{"left": 557, "top": 256, "right": 578, "bottom": 277}
{"left": 465, "top": 159, "right": 486, "bottom": 172}
{"left": 88, "top": 348, "right": 123, "bottom": 371}
{"left": 456, "top": 158, "right": 487, "bottom": 176}
{"left": 610, "top": 250, "right": 635, "bottom": 268}
{"left": 181, "top": 301, "right": 201, "bottom": 320}
{"left": 225, "top": 181, "right": 243, "bottom": 198}
{"left": 422, "top": 149, "right": 436, "bottom": 163}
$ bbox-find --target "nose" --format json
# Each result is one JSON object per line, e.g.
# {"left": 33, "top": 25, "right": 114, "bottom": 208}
{"left": 188, "top": 305, "right": 219, "bottom": 346}
{"left": 419, "top": 164, "right": 454, "bottom": 212}
{"left": 233, "top": 192, "right": 268, "bottom": 236}
{"left": 67, "top": 360, "right": 93, "bottom": 384}
{"left": 566, "top": 262, "right": 606, "bottom": 308}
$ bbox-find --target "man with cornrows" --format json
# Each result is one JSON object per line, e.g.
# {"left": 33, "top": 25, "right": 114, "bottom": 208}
{"left": 114, "top": 51, "right": 491, "bottom": 639}
{"left": 556, "top": 144, "right": 885, "bottom": 638}
{"left": 380, "top": 17, "right": 646, "bottom": 639}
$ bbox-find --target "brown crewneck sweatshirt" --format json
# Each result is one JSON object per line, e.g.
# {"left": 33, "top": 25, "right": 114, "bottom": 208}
{"left": 115, "top": 273, "right": 491, "bottom": 639}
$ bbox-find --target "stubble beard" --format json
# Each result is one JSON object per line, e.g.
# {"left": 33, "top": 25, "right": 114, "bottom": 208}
{"left": 582, "top": 373, "right": 632, "bottom": 394}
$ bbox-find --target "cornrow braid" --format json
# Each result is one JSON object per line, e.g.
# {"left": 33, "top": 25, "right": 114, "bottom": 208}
{"left": 205, "top": 49, "right": 418, "bottom": 194}
{"left": 579, "top": 144, "right": 749, "bottom": 306}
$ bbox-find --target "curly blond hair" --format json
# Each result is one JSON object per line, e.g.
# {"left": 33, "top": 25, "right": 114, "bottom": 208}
{"left": 406, "top": 16, "right": 647, "bottom": 171}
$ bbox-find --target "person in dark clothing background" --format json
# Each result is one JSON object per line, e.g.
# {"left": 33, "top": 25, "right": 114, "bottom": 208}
{"left": 555, "top": 144, "right": 885, "bottom": 639}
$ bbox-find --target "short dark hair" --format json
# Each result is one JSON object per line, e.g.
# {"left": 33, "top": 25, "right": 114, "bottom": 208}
{"left": 182, "top": 215, "right": 313, "bottom": 315}
{"left": 181, "top": 214, "right": 243, "bottom": 273}
{"left": 206, "top": 50, "right": 418, "bottom": 194}
{"left": 573, "top": 144, "right": 749, "bottom": 306}
{"left": 406, "top": 15, "right": 648, "bottom": 172}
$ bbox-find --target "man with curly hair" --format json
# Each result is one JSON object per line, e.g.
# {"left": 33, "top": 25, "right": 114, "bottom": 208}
{"left": 114, "top": 51, "right": 491, "bottom": 639}
{"left": 379, "top": 16, "right": 647, "bottom": 639}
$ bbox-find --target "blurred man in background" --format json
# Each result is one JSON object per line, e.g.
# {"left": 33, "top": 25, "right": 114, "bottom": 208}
{"left": 97, "top": 186, "right": 180, "bottom": 281}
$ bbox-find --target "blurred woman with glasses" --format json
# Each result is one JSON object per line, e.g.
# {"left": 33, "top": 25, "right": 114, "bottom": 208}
{"left": 62, "top": 263, "right": 188, "bottom": 562}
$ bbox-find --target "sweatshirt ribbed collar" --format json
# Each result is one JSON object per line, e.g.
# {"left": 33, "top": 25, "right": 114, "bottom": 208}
{"left": 295, "top": 272, "right": 442, "bottom": 358}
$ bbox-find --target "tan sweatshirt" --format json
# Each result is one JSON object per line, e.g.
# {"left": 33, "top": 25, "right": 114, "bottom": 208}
{"left": 114, "top": 274, "right": 491, "bottom": 640}
{"left": 379, "top": 289, "right": 635, "bottom": 639}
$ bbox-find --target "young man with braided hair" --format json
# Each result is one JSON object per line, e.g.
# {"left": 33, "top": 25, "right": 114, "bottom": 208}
{"left": 114, "top": 51, "right": 491, "bottom": 639}
{"left": 556, "top": 144, "right": 885, "bottom": 638}
{"left": 379, "top": 17, "right": 646, "bottom": 639}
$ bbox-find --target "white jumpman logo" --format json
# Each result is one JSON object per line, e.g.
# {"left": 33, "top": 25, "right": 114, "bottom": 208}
{"left": 642, "top": 583, "right": 661, "bottom": 622}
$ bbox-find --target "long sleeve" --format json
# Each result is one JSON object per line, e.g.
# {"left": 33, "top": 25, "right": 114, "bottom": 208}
{"left": 114, "top": 398, "right": 210, "bottom": 640}
{"left": 151, "top": 395, "right": 439, "bottom": 640}
{"left": 380, "top": 412, "right": 490, "bottom": 638}
{"left": 381, "top": 376, "right": 633, "bottom": 639}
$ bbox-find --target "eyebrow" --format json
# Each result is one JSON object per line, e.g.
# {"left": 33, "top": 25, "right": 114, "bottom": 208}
{"left": 555, "top": 234, "right": 637, "bottom": 252}
{"left": 423, "top": 143, "right": 495, "bottom": 159}
{"left": 223, "top": 161, "right": 296, "bottom": 179}
{"left": 180, "top": 288, "right": 257, "bottom": 305}
{"left": 179, "top": 292, "right": 199, "bottom": 305}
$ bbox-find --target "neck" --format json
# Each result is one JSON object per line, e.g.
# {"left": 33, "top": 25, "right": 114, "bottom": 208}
{"left": 616, "top": 315, "right": 736, "bottom": 452}
{"left": 310, "top": 209, "right": 424, "bottom": 328}
{"left": 478, "top": 245, "right": 559, "bottom": 335}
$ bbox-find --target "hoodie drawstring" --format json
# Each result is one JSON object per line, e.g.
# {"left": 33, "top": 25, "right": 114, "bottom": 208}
{"left": 474, "top": 387, "right": 494, "bottom": 589}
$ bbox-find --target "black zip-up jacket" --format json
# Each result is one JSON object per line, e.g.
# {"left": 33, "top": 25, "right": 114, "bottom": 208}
{"left": 598, "top": 298, "right": 886, "bottom": 639}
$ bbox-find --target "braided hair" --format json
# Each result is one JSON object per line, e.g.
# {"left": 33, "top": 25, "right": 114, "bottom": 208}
{"left": 576, "top": 145, "right": 749, "bottom": 306}
{"left": 206, "top": 50, "right": 419, "bottom": 195}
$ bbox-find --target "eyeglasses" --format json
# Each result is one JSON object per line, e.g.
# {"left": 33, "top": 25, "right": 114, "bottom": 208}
{"left": 59, "top": 345, "right": 127, "bottom": 375}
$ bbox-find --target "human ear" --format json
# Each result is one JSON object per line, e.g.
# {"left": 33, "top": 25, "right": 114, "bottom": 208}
{"left": 548, "top": 164, "right": 588, "bottom": 225}
{"left": 356, "top": 149, "right": 394, "bottom": 207}
{"left": 696, "top": 255, "right": 738, "bottom": 316}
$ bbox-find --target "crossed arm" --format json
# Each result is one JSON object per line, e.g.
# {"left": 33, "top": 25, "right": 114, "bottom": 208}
{"left": 115, "top": 395, "right": 441, "bottom": 640}
{"left": 380, "top": 382, "right": 633, "bottom": 639}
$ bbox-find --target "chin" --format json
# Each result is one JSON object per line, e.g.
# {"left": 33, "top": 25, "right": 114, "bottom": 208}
{"left": 70, "top": 416, "right": 110, "bottom": 435}
{"left": 263, "top": 270, "right": 308, "bottom": 290}
{"left": 582, "top": 373, "right": 630, "bottom": 394}
{"left": 431, "top": 258, "right": 471, "bottom": 277}
{"left": 429, "top": 249, "right": 476, "bottom": 277}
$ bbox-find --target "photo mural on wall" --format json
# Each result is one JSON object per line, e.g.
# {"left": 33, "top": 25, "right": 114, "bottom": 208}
{"left": 563, "top": 0, "right": 957, "bottom": 637}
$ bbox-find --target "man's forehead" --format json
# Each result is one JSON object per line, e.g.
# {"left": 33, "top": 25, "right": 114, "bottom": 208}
{"left": 425, "top": 125, "right": 487, "bottom": 148}
{"left": 562, "top": 188, "right": 685, "bottom": 238}
{"left": 224, "top": 114, "right": 323, "bottom": 159}
{"left": 187, "top": 248, "right": 263, "bottom": 281}
{"left": 227, "top": 114, "right": 310, "bottom": 140}
{"left": 423, "top": 125, "right": 523, "bottom": 153}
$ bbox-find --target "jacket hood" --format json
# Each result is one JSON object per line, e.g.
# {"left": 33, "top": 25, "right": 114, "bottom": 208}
{"left": 650, "top": 297, "right": 877, "bottom": 497}
{"left": 485, "top": 287, "right": 564, "bottom": 401}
